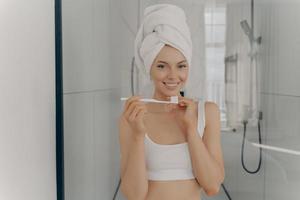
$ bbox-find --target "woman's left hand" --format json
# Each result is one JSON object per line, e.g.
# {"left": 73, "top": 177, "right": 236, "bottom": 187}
{"left": 170, "top": 96, "right": 198, "bottom": 134}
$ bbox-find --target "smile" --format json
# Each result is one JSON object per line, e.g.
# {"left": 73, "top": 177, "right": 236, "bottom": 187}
{"left": 163, "top": 82, "right": 180, "bottom": 87}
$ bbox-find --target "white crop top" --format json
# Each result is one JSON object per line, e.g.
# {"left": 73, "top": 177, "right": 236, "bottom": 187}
{"left": 144, "top": 100, "right": 206, "bottom": 181}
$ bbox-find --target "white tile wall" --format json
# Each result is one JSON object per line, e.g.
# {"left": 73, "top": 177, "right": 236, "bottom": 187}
{"left": 94, "top": 90, "right": 122, "bottom": 199}
{"left": 64, "top": 93, "right": 95, "bottom": 200}
{"left": 219, "top": 1, "right": 300, "bottom": 200}
{"left": 218, "top": 130, "right": 265, "bottom": 200}
{"left": 62, "top": 0, "right": 138, "bottom": 199}
{"left": 110, "top": 0, "right": 136, "bottom": 91}
{"left": 110, "top": 0, "right": 139, "bottom": 199}
{"left": 64, "top": 89, "right": 124, "bottom": 200}
{"left": 120, "top": 0, "right": 139, "bottom": 34}
{"left": 250, "top": 1, "right": 300, "bottom": 200}
{"left": 261, "top": 93, "right": 300, "bottom": 200}
{"left": 62, "top": 0, "right": 112, "bottom": 93}
{"left": 256, "top": 0, "right": 300, "bottom": 96}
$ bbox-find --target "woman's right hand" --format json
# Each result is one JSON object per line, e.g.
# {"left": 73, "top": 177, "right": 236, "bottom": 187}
{"left": 121, "top": 96, "right": 148, "bottom": 138}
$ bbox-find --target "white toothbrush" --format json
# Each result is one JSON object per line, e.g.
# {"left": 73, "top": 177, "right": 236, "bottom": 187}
{"left": 120, "top": 96, "right": 179, "bottom": 104}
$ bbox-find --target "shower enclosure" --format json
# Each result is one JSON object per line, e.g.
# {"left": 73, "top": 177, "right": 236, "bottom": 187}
{"left": 57, "top": 0, "right": 300, "bottom": 199}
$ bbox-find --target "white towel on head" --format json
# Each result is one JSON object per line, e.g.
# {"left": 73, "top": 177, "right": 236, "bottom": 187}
{"left": 134, "top": 4, "right": 193, "bottom": 76}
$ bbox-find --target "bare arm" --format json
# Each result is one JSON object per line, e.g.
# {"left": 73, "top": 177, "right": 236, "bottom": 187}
{"left": 186, "top": 102, "right": 225, "bottom": 196}
{"left": 119, "top": 118, "right": 148, "bottom": 200}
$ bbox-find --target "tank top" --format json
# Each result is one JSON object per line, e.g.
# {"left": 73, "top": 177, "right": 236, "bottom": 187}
{"left": 144, "top": 100, "right": 206, "bottom": 181}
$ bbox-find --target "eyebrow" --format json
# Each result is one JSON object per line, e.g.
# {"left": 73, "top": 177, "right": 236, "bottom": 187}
{"left": 157, "top": 60, "right": 187, "bottom": 64}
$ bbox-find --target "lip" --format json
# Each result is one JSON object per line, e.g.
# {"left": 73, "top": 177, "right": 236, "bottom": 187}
{"left": 163, "top": 82, "right": 180, "bottom": 84}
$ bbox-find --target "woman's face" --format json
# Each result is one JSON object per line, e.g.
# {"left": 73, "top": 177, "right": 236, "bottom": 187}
{"left": 150, "top": 45, "right": 189, "bottom": 99}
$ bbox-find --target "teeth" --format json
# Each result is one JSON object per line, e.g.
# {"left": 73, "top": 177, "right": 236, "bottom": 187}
{"left": 164, "top": 82, "right": 178, "bottom": 87}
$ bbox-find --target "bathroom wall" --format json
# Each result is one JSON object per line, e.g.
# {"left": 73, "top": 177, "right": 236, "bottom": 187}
{"left": 0, "top": 0, "right": 56, "bottom": 200}
{"left": 220, "top": 0, "right": 266, "bottom": 199}
{"left": 255, "top": 0, "right": 300, "bottom": 199}
{"left": 220, "top": 0, "right": 300, "bottom": 200}
{"left": 62, "top": 0, "right": 138, "bottom": 199}
{"left": 62, "top": 0, "right": 114, "bottom": 199}
{"left": 110, "top": 0, "right": 140, "bottom": 198}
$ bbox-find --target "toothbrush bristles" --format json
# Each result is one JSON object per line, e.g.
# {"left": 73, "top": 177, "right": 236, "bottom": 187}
{"left": 170, "top": 96, "right": 179, "bottom": 104}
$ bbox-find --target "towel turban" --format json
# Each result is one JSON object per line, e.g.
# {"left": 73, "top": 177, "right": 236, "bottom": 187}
{"left": 134, "top": 4, "right": 193, "bottom": 76}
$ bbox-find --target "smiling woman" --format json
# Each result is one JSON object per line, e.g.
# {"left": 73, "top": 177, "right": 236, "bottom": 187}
{"left": 150, "top": 45, "right": 189, "bottom": 99}
{"left": 119, "top": 3, "right": 224, "bottom": 200}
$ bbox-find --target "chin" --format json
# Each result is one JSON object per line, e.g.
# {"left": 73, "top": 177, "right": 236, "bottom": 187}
{"left": 162, "top": 89, "right": 180, "bottom": 97}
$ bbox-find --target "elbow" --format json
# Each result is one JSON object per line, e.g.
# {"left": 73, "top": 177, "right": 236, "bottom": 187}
{"left": 203, "top": 174, "right": 225, "bottom": 197}
{"left": 204, "top": 184, "right": 221, "bottom": 197}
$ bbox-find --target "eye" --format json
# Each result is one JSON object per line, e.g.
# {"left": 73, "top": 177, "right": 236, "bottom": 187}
{"left": 157, "top": 64, "right": 165, "bottom": 68}
{"left": 178, "top": 64, "right": 187, "bottom": 68}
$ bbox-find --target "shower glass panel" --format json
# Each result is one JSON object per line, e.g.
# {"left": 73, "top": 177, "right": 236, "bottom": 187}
{"left": 58, "top": 0, "right": 300, "bottom": 199}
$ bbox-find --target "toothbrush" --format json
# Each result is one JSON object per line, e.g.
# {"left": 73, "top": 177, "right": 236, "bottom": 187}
{"left": 120, "top": 96, "right": 179, "bottom": 104}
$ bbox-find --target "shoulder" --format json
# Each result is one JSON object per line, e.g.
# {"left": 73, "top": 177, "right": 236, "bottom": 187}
{"left": 204, "top": 101, "right": 220, "bottom": 112}
{"left": 203, "top": 101, "right": 220, "bottom": 126}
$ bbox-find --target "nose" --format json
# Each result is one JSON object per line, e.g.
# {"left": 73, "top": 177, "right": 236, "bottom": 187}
{"left": 167, "top": 67, "right": 178, "bottom": 79}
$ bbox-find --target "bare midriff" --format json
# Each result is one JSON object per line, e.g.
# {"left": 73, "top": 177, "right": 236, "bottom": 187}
{"left": 145, "top": 179, "right": 202, "bottom": 200}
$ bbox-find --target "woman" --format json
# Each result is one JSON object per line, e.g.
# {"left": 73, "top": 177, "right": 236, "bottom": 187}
{"left": 119, "top": 4, "right": 224, "bottom": 200}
